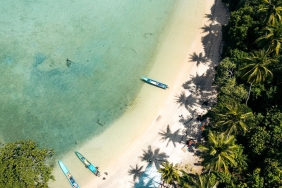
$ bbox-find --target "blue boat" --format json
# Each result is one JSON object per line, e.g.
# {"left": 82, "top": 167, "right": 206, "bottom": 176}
{"left": 141, "top": 76, "right": 168, "bottom": 89}
{"left": 58, "top": 161, "right": 80, "bottom": 188}
{"left": 75, "top": 151, "right": 101, "bottom": 177}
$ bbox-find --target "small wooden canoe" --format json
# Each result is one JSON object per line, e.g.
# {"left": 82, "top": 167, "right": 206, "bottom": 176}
{"left": 141, "top": 76, "right": 168, "bottom": 89}
{"left": 58, "top": 160, "right": 80, "bottom": 188}
{"left": 75, "top": 151, "right": 101, "bottom": 177}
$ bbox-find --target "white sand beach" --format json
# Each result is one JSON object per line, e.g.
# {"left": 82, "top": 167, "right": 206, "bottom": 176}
{"left": 48, "top": 0, "right": 229, "bottom": 187}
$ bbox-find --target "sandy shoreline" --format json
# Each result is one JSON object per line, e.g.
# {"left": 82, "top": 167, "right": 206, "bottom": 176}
{"left": 48, "top": 0, "right": 228, "bottom": 187}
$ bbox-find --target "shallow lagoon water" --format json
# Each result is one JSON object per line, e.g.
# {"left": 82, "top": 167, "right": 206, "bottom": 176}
{"left": 0, "top": 0, "right": 177, "bottom": 155}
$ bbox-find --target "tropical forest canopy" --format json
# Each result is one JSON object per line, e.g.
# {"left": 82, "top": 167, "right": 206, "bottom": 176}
{"left": 157, "top": 0, "right": 282, "bottom": 187}
{"left": 0, "top": 140, "right": 54, "bottom": 188}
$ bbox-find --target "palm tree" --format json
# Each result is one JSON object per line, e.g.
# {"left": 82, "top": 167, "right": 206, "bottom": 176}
{"left": 215, "top": 102, "right": 253, "bottom": 136}
{"left": 140, "top": 145, "right": 169, "bottom": 169}
{"left": 197, "top": 131, "right": 239, "bottom": 173}
{"left": 240, "top": 50, "right": 275, "bottom": 84}
{"left": 255, "top": 25, "right": 282, "bottom": 55}
{"left": 179, "top": 171, "right": 218, "bottom": 188}
{"left": 158, "top": 161, "right": 179, "bottom": 186}
{"left": 240, "top": 50, "right": 275, "bottom": 104}
{"left": 259, "top": 0, "right": 282, "bottom": 26}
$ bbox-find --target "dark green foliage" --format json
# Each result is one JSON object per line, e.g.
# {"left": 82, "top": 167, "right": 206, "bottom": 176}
{"left": 239, "top": 50, "right": 275, "bottom": 85}
{"left": 247, "top": 55, "right": 282, "bottom": 111}
{"left": 158, "top": 161, "right": 179, "bottom": 186}
{"left": 218, "top": 79, "right": 248, "bottom": 102}
{"left": 246, "top": 168, "right": 264, "bottom": 188}
{"left": 249, "top": 109, "right": 282, "bottom": 157}
{"left": 214, "top": 58, "right": 237, "bottom": 85}
{"left": 222, "top": 6, "right": 259, "bottom": 55}
{"left": 161, "top": 1, "right": 282, "bottom": 187}
{"left": 258, "top": 0, "right": 282, "bottom": 26}
{"left": 0, "top": 140, "right": 54, "bottom": 188}
{"left": 255, "top": 24, "right": 282, "bottom": 55}
{"left": 197, "top": 131, "right": 241, "bottom": 173}
{"left": 216, "top": 168, "right": 264, "bottom": 188}
{"left": 263, "top": 158, "right": 282, "bottom": 187}
{"left": 221, "top": 0, "right": 246, "bottom": 11}
{"left": 178, "top": 171, "right": 218, "bottom": 188}
{"left": 198, "top": 1, "right": 282, "bottom": 188}
{"left": 211, "top": 102, "right": 253, "bottom": 135}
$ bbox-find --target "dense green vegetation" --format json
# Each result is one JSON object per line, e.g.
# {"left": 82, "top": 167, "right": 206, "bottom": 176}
{"left": 158, "top": 0, "right": 282, "bottom": 187}
{"left": 0, "top": 140, "right": 54, "bottom": 188}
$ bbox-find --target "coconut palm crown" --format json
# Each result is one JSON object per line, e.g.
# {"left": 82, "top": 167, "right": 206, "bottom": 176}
{"left": 255, "top": 25, "right": 282, "bottom": 55}
{"left": 197, "top": 131, "right": 239, "bottom": 173}
{"left": 158, "top": 161, "right": 180, "bottom": 185}
{"left": 259, "top": 0, "right": 282, "bottom": 26}
{"left": 240, "top": 50, "right": 275, "bottom": 84}
{"left": 179, "top": 171, "right": 218, "bottom": 188}
{"left": 215, "top": 102, "right": 253, "bottom": 135}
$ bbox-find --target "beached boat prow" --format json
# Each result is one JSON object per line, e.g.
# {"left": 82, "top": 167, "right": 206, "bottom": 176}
{"left": 75, "top": 151, "right": 101, "bottom": 177}
{"left": 58, "top": 161, "right": 80, "bottom": 188}
{"left": 141, "top": 76, "right": 168, "bottom": 89}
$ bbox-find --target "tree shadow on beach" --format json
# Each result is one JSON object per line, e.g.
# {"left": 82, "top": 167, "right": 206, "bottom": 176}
{"left": 189, "top": 52, "right": 208, "bottom": 66}
{"left": 175, "top": 91, "right": 198, "bottom": 112}
{"left": 133, "top": 163, "right": 166, "bottom": 188}
{"left": 128, "top": 164, "right": 144, "bottom": 182}
{"left": 205, "top": 13, "right": 214, "bottom": 22}
{"left": 201, "top": 24, "right": 221, "bottom": 59}
{"left": 175, "top": 91, "right": 187, "bottom": 108}
{"left": 139, "top": 145, "right": 169, "bottom": 169}
{"left": 182, "top": 69, "right": 217, "bottom": 109}
{"left": 201, "top": 1, "right": 229, "bottom": 61}
{"left": 201, "top": 24, "right": 213, "bottom": 34}
{"left": 205, "top": 2, "right": 228, "bottom": 25}
{"left": 133, "top": 177, "right": 156, "bottom": 188}
{"left": 182, "top": 73, "right": 203, "bottom": 93}
{"left": 159, "top": 125, "right": 183, "bottom": 147}
{"left": 184, "top": 119, "right": 202, "bottom": 140}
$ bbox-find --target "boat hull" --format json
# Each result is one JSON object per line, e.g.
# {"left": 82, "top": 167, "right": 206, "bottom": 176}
{"left": 58, "top": 161, "right": 80, "bottom": 188}
{"left": 75, "top": 151, "right": 101, "bottom": 177}
{"left": 141, "top": 76, "right": 168, "bottom": 89}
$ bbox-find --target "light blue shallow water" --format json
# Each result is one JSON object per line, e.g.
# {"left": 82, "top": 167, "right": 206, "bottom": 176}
{"left": 0, "top": 0, "right": 177, "bottom": 155}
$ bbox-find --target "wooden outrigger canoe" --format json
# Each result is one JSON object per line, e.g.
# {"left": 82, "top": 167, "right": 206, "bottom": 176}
{"left": 141, "top": 76, "right": 168, "bottom": 89}
{"left": 75, "top": 151, "right": 101, "bottom": 177}
{"left": 58, "top": 160, "right": 80, "bottom": 188}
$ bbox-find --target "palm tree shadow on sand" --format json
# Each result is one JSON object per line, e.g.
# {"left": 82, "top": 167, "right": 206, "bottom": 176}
{"left": 185, "top": 119, "right": 202, "bottom": 140}
{"left": 182, "top": 69, "right": 217, "bottom": 108}
{"left": 201, "top": 24, "right": 212, "bottom": 33}
{"left": 175, "top": 91, "right": 187, "bottom": 108}
{"left": 159, "top": 125, "right": 183, "bottom": 147}
{"left": 132, "top": 163, "right": 166, "bottom": 188}
{"left": 139, "top": 145, "right": 169, "bottom": 169}
{"left": 189, "top": 52, "right": 208, "bottom": 66}
{"left": 128, "top": 164, "right": 145, "bottom": 182}
{"left": 175, "top": 91, "right": 198, "bottom": 112}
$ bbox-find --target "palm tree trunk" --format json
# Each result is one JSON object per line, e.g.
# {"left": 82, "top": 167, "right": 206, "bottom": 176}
{"left": 246, "top": 83, "right": 252, "bottom": 105}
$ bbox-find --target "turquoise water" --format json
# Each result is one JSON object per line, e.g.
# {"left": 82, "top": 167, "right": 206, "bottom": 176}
{"left": 0, "top": 0, "right": 177, "bottom": 155}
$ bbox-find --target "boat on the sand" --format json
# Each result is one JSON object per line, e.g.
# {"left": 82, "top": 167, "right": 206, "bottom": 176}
{"left": 141, "top": 76, "right": 168, "bottom": 89}
{"left": 75, "top": 151, "right": 101, "bottom": 177}
{"left": 58, "top": 160, "right": 80, "bottom": 188}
